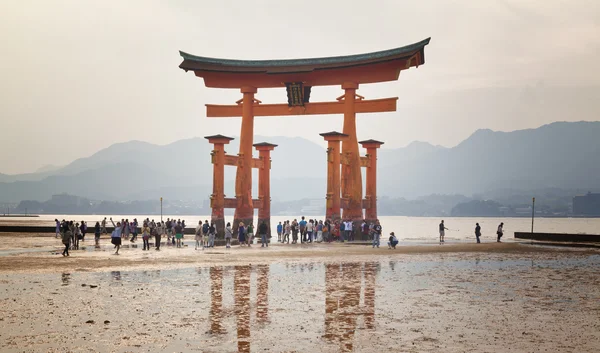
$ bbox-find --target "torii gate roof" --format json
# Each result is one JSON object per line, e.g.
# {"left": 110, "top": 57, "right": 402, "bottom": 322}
{"left": 179, "top": 38, "right": 430, "bottom": 88}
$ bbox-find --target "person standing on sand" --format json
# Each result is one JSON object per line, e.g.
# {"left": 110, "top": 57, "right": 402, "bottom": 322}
{"left": 101, "top": 217, "right": 107, "bottom": 234}
{"left": 316, "top": 220, "right": 324, "bottom": 242}
{"left": 202, "top": 220, "right": 210, "bottom": 248}
{"left": 195, "top": 221, "right": 204, "bottom": 250}
{"left": 166, "top": 218, "right": 172, "bottom": 244}
{"left": 306, "top": 219, "right": 314, "bottom": 243}
{"left": 299, "top": 217, "right": 307, "bottom": 243}
{"left": 61, "top": 221, "right": 71, "bottom": 256}
{"left": 55, "top": 219, "right": 60, "bottom": 238}
{"left": 67, "top": 221, "right": 75, "bottom": 249}
{"left": 141, "top": 222, "right": 151, "bottom": 251}
{"left": 344, "top": 220, "right": 353, "bottom": 242}
{"left": 94, "top": 221, "right": 101, "bottom": 247}
{"left": 80, "top": 221, "right": 87, "bottom": 242}
{"left": 238, "top": 222, "right": 246, "bottom": 246}
{"left": 322, "top": 220, "right": 330, "bottom": 243}
{"left": 225, "top": 222, "right": 233, "bottom": 249}
{"left": 130, "top": 219, "right": 138, "bottom": 242}
{"left": 284, "top": 221, "right": 291, "bottom": 244}
{"left": 247, "top": 222, "right": 254, "bottom": 247}
{"left": 110, "top": 218, "right": 122, "bottom": 255}
{"left": 475, "top": 223, "right": 481, "bottom": 244}
{"left": 372, "top": 220, "right": 382, "bottom": 248}
{"left": 439, "top": 220, "right": 448, "bottom": 243}
{"left": 208, "top": 222, "right": 216, "bottom": 248}
{"left": 259, "top": 221, "right": 269, "bottom": 248}
{"left": 277, "top": 222, "right": 283, "bottom": 243}
{"left": 74, "top": 223, "right": 82, "bottom": 250}
{"left": 174, "top": 221, "right": 183, "bottom": 248}
{"left": 497, "top": 222, "right": 504, "bottom": 242}
{"left": 155, "top": 221, "right": 164, "bottom": 251}
{"left": 291, "top": 220, "right": 299, "bottom": 244}
{"left": 122, "top": 219, "right": 129, "bottom": 240}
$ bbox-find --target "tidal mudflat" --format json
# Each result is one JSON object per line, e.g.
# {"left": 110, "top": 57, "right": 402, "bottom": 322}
{"left": 0, "top": 235, "right": 599, "bottom": 352}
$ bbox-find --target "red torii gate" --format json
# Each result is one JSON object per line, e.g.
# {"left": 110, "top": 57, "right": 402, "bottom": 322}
{"left": 179, "top": 38, "right": 430, "bottom": 234}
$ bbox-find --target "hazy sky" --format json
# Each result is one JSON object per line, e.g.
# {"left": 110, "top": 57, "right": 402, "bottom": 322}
{"left": 1, "top": 0, "right": 599, "bottom": 174}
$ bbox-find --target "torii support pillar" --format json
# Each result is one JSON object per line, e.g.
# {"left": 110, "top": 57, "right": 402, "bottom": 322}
{"left": 205, "top": 134, "right": 234, "bottom": 237}
{"left": 359, "top": 139, "right": 384, "bottom": 225}
{"left": 320, "top": 131, "right": 349, "bottom": 222}
{"left": 254, "top": 142, "right": 277, "bottom": 240}
{"left": 234, "top": 86, "right": 257, "bottom": 232}
{"left": 341, "top": 82, "right": 364, "bottom": 234}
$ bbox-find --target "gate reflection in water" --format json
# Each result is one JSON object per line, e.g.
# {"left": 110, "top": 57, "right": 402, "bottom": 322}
{"left": 324, "top": 262, "right": 378, "bottom": 352}
{"left": 204, "top": 261, "right": 378, "bottom": 352}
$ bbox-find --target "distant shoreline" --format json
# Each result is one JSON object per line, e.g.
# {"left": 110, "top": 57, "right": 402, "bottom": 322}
{"left": 0, "top": 213, "right": 597, "bottom": 218}
{"left": 0, "top": 215, "right": 39, "bottom": 218}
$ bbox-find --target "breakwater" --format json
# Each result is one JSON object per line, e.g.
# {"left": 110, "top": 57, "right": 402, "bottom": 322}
{"left": 514, "top": 232, "right": 600, "bottom": 243}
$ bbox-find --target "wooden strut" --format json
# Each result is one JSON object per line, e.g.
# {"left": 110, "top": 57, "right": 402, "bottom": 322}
{"left": 206, "top": 97, "right": 398, "bottom": 118}
{"left": 223, "top": 198, "right": 262, "bottom": 209}
{"left": 222, "top": 154, "right": 264, "bottom": 169}
{"left": 339, "top": 198, "right": 374, "bottom": 210}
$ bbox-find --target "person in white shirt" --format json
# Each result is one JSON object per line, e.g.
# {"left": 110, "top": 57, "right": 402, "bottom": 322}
{"left": 344, "top": 220, "right": 353, "bottom": 242}
{"left": 306, "top": 220, "right": 314, "bottom": 243}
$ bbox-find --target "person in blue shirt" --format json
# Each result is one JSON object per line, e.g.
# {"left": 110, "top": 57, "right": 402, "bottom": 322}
{"left": 238, "top": 222, "right": 247, "bottom": 246}
{"left": 298, "top": 217, "right": 307, "bottom": 243}
{"left": 277, "top": 222, "right": 283, "bottom": 243}
{"left": 372, "top": 220, "right": 382, "bottom": 248}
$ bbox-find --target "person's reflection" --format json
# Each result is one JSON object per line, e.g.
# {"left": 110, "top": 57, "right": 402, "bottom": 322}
{"left": 234, "top": 265, "right": 251, "bottom": 353}
{"left": 61, "top": 272, "right": 71, "bottom": 286}
{"left": 256, "top": 264, "right": 269, "bottom": 323}
{"left": 210, "top": 266, "right": 225, "bottom": 334}
{"left": 111, "top": 271, "right": 121, "bottom": 281}
{"left": 363, "top": 262, "right": 377, "bottom": 330}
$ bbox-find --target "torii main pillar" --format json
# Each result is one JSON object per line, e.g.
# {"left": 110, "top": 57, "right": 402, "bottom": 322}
{"left": 341, "top": 82, "right": 364, "bottom": 231}
{"left": 254, "top": 142, "right": 277, "bottom": 239}
{"left": 234, "top": 86, "right": 258, "bottom": 231}
{"left": 205, "top": 134, "right": 234, "bottom": 237}
{"left": 320, "top": 131, "right": 348, "bottom": 222}
{"left": 359, "top": 139, "right": 384, "bottom": 225}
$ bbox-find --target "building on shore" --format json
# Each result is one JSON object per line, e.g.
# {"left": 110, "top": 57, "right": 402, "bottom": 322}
{"left": 573, "top": 192, "right": 600, "bottom": 216}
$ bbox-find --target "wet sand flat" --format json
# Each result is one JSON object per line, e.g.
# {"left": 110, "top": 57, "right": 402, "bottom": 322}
{"left": 0, "top": 234, "right": 599, "bottom": 352}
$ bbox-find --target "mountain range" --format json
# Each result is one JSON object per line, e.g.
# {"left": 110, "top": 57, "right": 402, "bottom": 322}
{"left": 1, "top": 121, "right": 599, "bottom": 203}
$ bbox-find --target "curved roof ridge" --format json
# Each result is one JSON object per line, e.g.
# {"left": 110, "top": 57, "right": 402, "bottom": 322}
{"left": 179, "top": 38, "right": 430, "bottom": 67}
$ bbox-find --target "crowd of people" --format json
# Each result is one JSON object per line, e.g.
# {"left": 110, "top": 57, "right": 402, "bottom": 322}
{"left": 55, "top": 219, "right": 90, "bottom": 256}
{"left": 56, "top": 216, "right": 507, "bottom": 256}
{"left": 273, "top": 217, "right": 384, "bottom": 247}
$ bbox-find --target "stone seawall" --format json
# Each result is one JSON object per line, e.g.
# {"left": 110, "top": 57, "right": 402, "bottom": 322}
{"left": 514, "top": 232, "right": 600, "bottom": 243}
